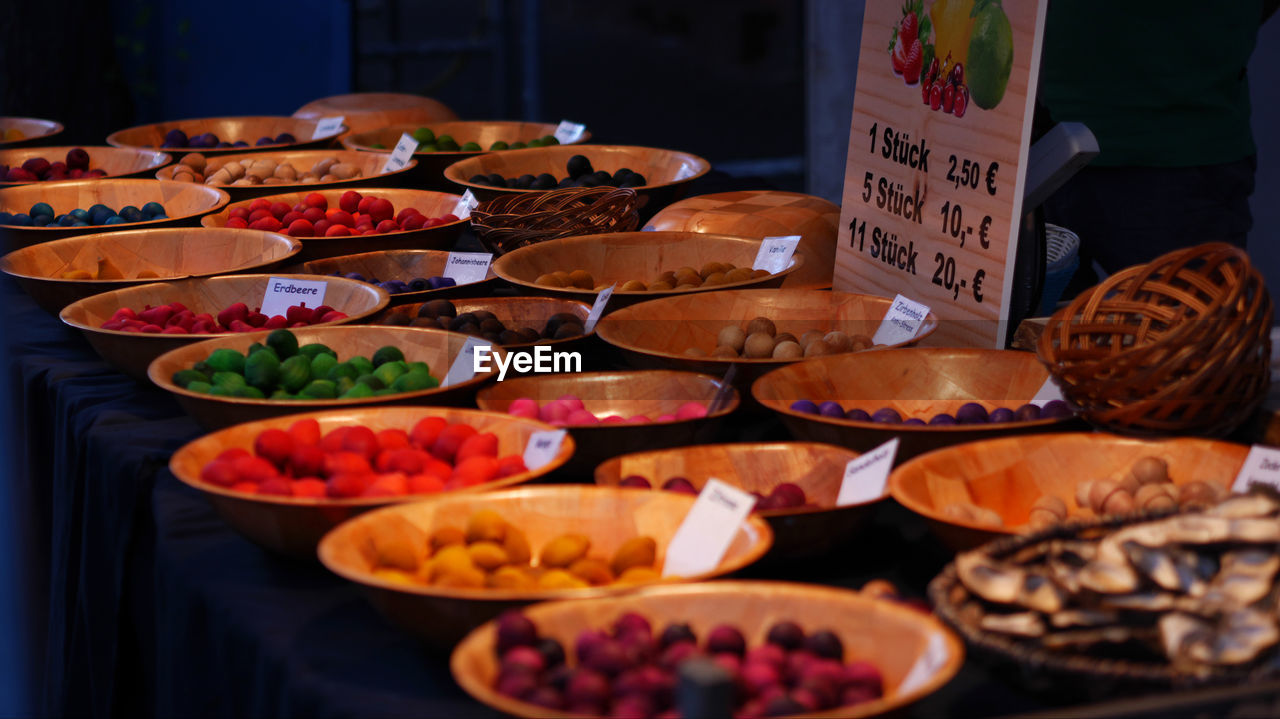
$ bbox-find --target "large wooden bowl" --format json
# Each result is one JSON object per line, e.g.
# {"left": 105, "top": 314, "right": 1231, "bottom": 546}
{"left": 343, "top": 121, "right": 590, "bottom": 187}
{"left": 645, "top": 190, "right": 841, "bottom": 289}
{"left": 443, "top": 145, "right": 710, "bottom": 216}
{"left": 889, "top": 433, "right": 1249, "bottom": 551}
{"left": 491, "top": 232, "right": 801, "bottom": 309}
{"left": 155, "top": 149, "right": 417, "bottom": 199}
{"left": 452, "top": 581, "right": 963, "bottom": 719}
{"left": 317, "top": 486, "right": 774, "bottom": 647}
{"left": 476, "top": 370, "right": 739, "bottom": 478}
{"left": 382, "top": 296, "right": 595, "bottom": 355}
{"left": 0, "top": 227, "right": 300, "bottom": 315}
{"left": 292, "top": 92, "right": 459, "bottom": 134}
{"left": 596, "top": 442, "right": 879, "bottom": 558}
{"left": 0, "top": 146, "right": 172, "bottom": 186}
{"left": 0, "top": 117, "right": 64, "bottom": 147}
{"left": 59, "top": 273, "right": 387, "bottom": 381}
{"left": 169, "top": 406, "right": 573, "bottom": 558}
{"left": 106, "top": 115, "right": 346, "bottom": 156}
{"left": 201, "top": 187, "right": 465, "bottom": 262}
{"left": 0, "top": 179, "right": 230, "bottom": 248}
{"left": 290, "top": 249, "right": 498, "bottom": 306}
{"left": 596, "top": 290, "right": 935, "bottom": 404}
{"left": 149, "top": 325, "right": 502, "bottom": 431}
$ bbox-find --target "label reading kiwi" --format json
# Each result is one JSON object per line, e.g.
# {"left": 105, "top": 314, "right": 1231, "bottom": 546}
{"left": 553, "top": 120, "right": 586, "bottom": 144}
{"left": 872, "top": 294, "right": 930, "bottom": 346}
{"left": 582, "top": 284, "right": 615, "bottom": 333}
{"left": 442, "top": 251, "right": 492, "bottom": 285}
{"left": 453, "top": 189, "right": 479, "bottom": 220}
{"left": 751, "top": 235, "right": 801, "bottom": 274}
{"left": 522, "top": 429, "right": 567, "bottom": 471}
{"left": 1231, "top": 446, "right": 1280, "bottom": 494}
{"left": 442, "top": 335, "right": 491, "bottom": 387}
{"left": 662, "top": 478, "right": 757, "bottom": 578}
{"left": 837, "top": 438, "right": 898, "bottom": 506}
{"left": 312, "top": 116, "right": 345, "bottom": 140}
{"left": 898, "top": 632, "right": 950, "bottom": 695}
{"left": 382, "top": 133, "right": 418, "bottom": 173}
{"left": 261, "top": 276, "right": 327, "bottom": 318}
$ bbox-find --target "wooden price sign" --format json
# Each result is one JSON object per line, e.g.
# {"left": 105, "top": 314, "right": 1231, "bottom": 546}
{"left": 835, "top": 0, "right": 1048, "bottom": 347}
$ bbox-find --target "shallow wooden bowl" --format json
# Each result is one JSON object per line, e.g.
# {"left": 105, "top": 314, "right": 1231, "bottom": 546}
{"left": 0, "top": 117, "right": 64, "bottom": 147}
{"left": 59, "top": 273, "right": 386, "bottom": 381}
{"left": 752, "top": 348, "right": 1079, "bottom": 465}
{"left": 149, "top": 325, "right": 501, "bottom": 431}
{"left": 596, "top": 289, "right": 935, "bottom": 404}
{"left": 0, "top": 227, "right": 300, "bottom": 315}
{"left": 385, "top": 296, "right": 595, "bottom": 354}
{"left": 452, "top": 580, "right": 964, "bottom": 719}
{"left": 443, "top": 145, "right": 710, "bottom": 216}
{"left": 155, "top": 149, "right": 417, "bottom": 198}
{"left": 0, "top": 179, "right": 230, "bottom": 248}
{"left": 476, "top": 370, "right": 739, "bottom": 477}
{"left": 292, "top": 92, "right": 459, "bottom": 134}
{"left": 491, "top": 232, "right": 801, "bottom": 309}
{"left": 201, "top": 187, "right": 465, "bottom": 262}
{"left": 106, "top": 115, "right": 346, "bottom": 156}
{"left": 169, "top": 406, "right": 572, "bottom": 558}
{"left": 317, "top": 486, "right": 774, "bottom": 647}
{"left": 0, "top": 146, "right": 172, "bottom": 186}
{"left": 596, "top": 442, "right": 880, "bottom": 558}
{"left": 889, "top": 433, "right": 1248, "bottom": 551}
{"left": 646, "top": 190, "right": 841, "bottom": 289}
{"left": 290, "top": 249, "right": 498, "bottom": 306}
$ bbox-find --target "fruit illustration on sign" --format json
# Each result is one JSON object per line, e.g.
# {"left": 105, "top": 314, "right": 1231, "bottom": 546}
{"left": 888, "top": 0, "right": 930, "bottom": 85}
{"left": 966, "top": 0, "right": 1014, "bottom": 109}
{"left": 929, "top": 0, "right": 976, "bottom": 70}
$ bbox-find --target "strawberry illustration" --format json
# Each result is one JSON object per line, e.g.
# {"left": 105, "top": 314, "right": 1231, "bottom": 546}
{"left": 900, "top": 12, "right": 919, "bottom": 48}
{"left": 891, "top": 35, "right": 907, "bottom": 75}
{"left": 903, "top": 39, "right": 923, "bottom": 84}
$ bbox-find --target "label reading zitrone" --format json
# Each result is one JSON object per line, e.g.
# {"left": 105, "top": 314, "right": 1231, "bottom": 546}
{"left": 872, "top": 294, "right": 930, "bottom": 346}
{"left": 662, "top": 479, "right": 757, "bottom": 578}
{"left": 836, "top": 438, "right": 899, "bottom": 506}
{"left": 381, "top": 133, "right": 418, "bottom": 173}
{"left": 312, "top": 116, "right": 345, "bottom": 139}
{"left": 261, "top": 277, "right": 327, "bottom": 318}
{"left": 523, "top": 429, "right": 568, "bottom": 471}
{"left": 752, "top": 235, "right": 801, "bottom": 275}
{"left": 442, "top": 251, "right": 492, "bottom": 285}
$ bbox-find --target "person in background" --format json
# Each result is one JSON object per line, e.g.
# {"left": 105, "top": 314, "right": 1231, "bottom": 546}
{"left": 1039, "top": 0, "right": 1278, "bottom": 289}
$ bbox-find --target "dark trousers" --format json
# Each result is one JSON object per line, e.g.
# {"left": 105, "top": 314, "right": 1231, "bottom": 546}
{"left": 1044, "top": 156, "right": 1256, "bottom": 290}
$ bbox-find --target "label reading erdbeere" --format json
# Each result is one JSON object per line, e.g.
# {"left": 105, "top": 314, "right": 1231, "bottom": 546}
{"left": 382, "top": 133, "right": 418, "bottom": 173}
{"left": 583, "top": 284, "right": 616, "bottom": 333}
{"left": 442, "top": 336, "right": 490, "bottom": 387}
{"left": 872, "top": 294, "right": 930, "bottom": 346}
{"left": 553, "top": 120, "right": 586, "bottom": 144}
{"left": 752, "top": 235, "right": 801, "bottom": 274}
{"left": 442, "top": 251, "right": 492, "bottom": 285}
{"left": 836, "top": 438, "right": 899, "bottom": 506}
{"left": 662, "top": 479, "right": 757, "bottom": 578}
{"left": 523, "top": 429, "right": 568, "bottom": 471}
{"left": 312, "top": 116, "right": 345, "bottom": 140}
{"left": 261, "top": 276, "right": 327, "bottom": 318}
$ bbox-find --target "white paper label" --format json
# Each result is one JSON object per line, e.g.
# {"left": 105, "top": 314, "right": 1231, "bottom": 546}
{"left": 662, "top": 479, "right": 757, "bottom": 578}
{"left": 381, "top": 133, "right": 418, "bottom": 173}
{"left": 553, "top": 120, "right": 586, "bottom": 144}
{"left": 752, "top": 235, "right": 801, "bottom": 274}
{"left": 453, "top": 189, "right": 479, "bottom": 220}
{"left": 442, "top": 251, "right": 492, "bottom": 285}
{"left": 898, "top": 632, "right": 949, "bottom": 696}
{"left": 583, "top": 284, "right": 615, "bottom": 333}
{"left": 312, "top": 116, "right": 345, "bottom": 139}
{"left": 836, "top": 438, "right": 899, "bottom": 506}
{"left": 260, "top": 277, "right": 327, "bottom": 319}
{"left": 1231, "top": 445, "right": 1280, "bottom": 493}
{"left": 1030, "top": 375, "right": 1066, "bottom": 407}
{"left": 872, "top": 294, "right": 931, "bottom": 346}
{"left": 523, "top": 429, "right": 567, "bottom": 471}
{"left": 442, "top": 336, "right": 490, "bottom": 387}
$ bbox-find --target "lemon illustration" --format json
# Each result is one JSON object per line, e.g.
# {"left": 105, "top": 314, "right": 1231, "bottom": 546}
{"left": 967, "top": 1, "right": 1013, "bottom": 110}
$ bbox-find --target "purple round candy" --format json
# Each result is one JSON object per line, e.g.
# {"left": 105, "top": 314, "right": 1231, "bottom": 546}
{"left": 955, "top": 402, "right": 989, "bottom": 424}
{"left": 790, "top": 399, "right": 820, "bottom": 415}
{"left": 1041, "top": 399, "right": 1073, "bottom": 419}
{"left": 988, "top": 407, "right": 1016, "bottom": 423}
{"left": 274, "top": 132, "right": 297, "bottom": 144}
{"left": 1014, "top": 403, "right": 1041, "bottom": 421}
{"left": 818, "top": 401, "right": 845, "bottom": 418}
{"left": 845, "top": 408, "right": 872, "bottom": 422}
{"left": 871, "top": 407, "right": 902, "bottom": 423}
{"left": 903, "top": 418, "right": 927, "bottom": 426}
{"left": 929, "top": 413, "right": 957, "bottom": 426}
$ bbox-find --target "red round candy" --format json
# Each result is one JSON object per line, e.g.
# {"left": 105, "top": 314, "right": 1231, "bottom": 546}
{"left": 338, "top": 190, "right": 362, "bottom": 214}
{"left": 269, "top": 201, "right": 291, "bottom": 219}
{"left": 303, "top": 192, "right": 327, "bottom": 210}
{"left": 287, "top": 219, "right": 315, "bottom": 237}
{"left": 324, "top": 224, "right": 352, "bottom": 237}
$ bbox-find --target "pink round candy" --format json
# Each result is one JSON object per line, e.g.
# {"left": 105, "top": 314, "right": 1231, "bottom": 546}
{"left": 508, "top": 404, "right": 538, "bottom": 419}
{"left": 566, "top": 409, "right": 600, "bottom": 425}
{"left": 627, "top": 415, "right": 651, "bottom": 424}
{"left": 655, "top": 414, "right": 677, "bottom": 422}
{"left": 601, "top": 415, "right": 627, "bottom": 424}
{"left": 675, "top": 402, "right": 709, "bottom": 420}
{"left": 556, "top": 394, "right": 585, "bottom": 412}
{"left": 509, "top": 397, "right": 538, "bottom": 415}
{"left": 540, "top": 401, "right": 570, "bottom": 424}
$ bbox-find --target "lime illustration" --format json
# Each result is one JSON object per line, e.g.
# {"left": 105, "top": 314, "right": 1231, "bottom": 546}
{"left": 966, "top": 0, "right": 1013, "bottom": 110}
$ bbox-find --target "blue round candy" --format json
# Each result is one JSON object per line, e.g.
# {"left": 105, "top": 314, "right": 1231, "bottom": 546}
{"left": 11, "top": 213, "right": 32, "bottom": 226}
{"left": 988, "top": 407, "right": 1016, "bottom": 423}
{"left": 29, "top": 202, "right": 54, "bottom": 218}
{"left": 436, "top": 277, "right": 457, "bottom": 288}
{"left": 818, "top": 401, "right": 845, "bottom": 418}
{"left": 789, "top": 399, "right": 819, "bottom": 415}
{"left": 150, "top": 214, "right": 168, "bottom": 221}
{"left": 274, "top": 132, "right": 297, "bottom": 144}
{"left": 141, "top": 202, "right": 165, "bottom": 217}
{"left": 0, "top": 212, "right": 12, "bottom": 224}
{"left": 32, "top": 215, "right": 51, "bottom": 227}
{"left": 929, "top": 413, "right": 957, "bottom": 426}
{"left": 844, "top": 408, "right": 872, "bottom": 422}
{"left": 58, "top": 215, "right": 77, "bottom": 227}
{"left": 103, "top": 216, "right": 127, "bottom": 225}
{"left": 408, "top": 278, "right": 428, "bottom": 291}
{"left": 70, "top": 208, "right": 89, "bottom": 220}
{"left": 1041, "top": 399, "right": 1073, "bottom": 419}
{"left": 871, "top": 407, "right": 902, "bottom": 423}
{"left": 956, "top": 402, "right": 989, "bottom": 424}
{"left": 344, "top": 272, "right": 365, "bottom": 281}
{"left": 233, "top": 141, "right": 249, "bottom": 147}
{"left": 903, "top": 418, "right": 927, "bottom": 426}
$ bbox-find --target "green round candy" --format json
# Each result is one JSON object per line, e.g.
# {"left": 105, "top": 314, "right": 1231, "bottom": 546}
{"left": 186, "top": 381, "right": 213, "bottom": 394}
{"left": 542, "top": 134, "right": 560, "bottom": 145}
{"left": 171, "top": 369, "right": 208, "bottom": 388}
{"left": 436, "top": 138, "right": 459, "bottom": 152}
{"left": 244, "top": 350, "right": 281, "bottom": 393}
{"left": 266, "top": 329, "right": 299, "bottom": 359}
{"left": 355, "top": 373, "right": 384, "bottom": 390}
{"left": 340, "top": 383, "right": 375, "bottom": 400}
{"left": 372, "top": 345, "right": 405, "bottom": 368}
{"left": 509, "top": 142, "right": 526, "bottom": 150}
{"left": 205, "top": 348, "right": 245, "bottom": 374}
{"left": 417, "top": 143, "right": 438, "bottom": 153}
{"left": 279, "top": 355, "right": 312, "bottom": 393}
{"left": 411, "top": 127, "right": 436, "bottom": 144}
{"left": 489, "top": 140, "right": 509, "bottom": 151}
{"left": 299, "top": 379, "right": 338, "bottom": 400}
{"left": 309, "top": 353, "right": 338, "bottom": 381}
{"left": 232, "top": 386, "right": 265, "bottom": 399}
{"left": 460, "top": 141, "right": 481, "bottom": 152}
{"left": 298, "top": 343, "right": 337, "bottom": 361}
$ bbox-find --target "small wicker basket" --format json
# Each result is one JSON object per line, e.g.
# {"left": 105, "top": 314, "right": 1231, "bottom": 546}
{"left": 469, "top": 186, "right": 639, "bottom": 255}
{"left": 1037, "top": 242, "right": 1272, "bottom": 437}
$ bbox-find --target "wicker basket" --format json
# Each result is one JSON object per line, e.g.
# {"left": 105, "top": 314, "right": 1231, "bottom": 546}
{"left": 469, "top": 186, "right": 640, "bottom": 255}
{"left": 1037, "top": 242, "right": 1272, "bottom": 437}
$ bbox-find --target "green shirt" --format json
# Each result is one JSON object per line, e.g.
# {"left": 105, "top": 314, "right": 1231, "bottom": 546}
{"left": 1040, "top": 1, "right": 1259, "bottom": 167}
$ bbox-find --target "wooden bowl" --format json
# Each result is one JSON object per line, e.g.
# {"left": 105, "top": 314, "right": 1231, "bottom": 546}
{"left": 292, "top": 92, "right": 459, "bottom": 134}
{"left": 476, "top": 370, "right": 739, "bottom": 477}
{"left": 891, "top": 433, "right": 1248, "bottom": 552}
{"left": 596, "top": 290, "right": 935, "bottom": 404}
{"left": 443, "top": 145, "right": 710, "bottom": 216}
{"left": 148, "top": 325, "right": 502, "bottom": 431}
{"left": 452, "top": 581, "right": 964, "bottom": 719}
{"left": 491, "top": 232, "right": 802, "bottom": 309}
{"left": 645, "top": 190, "right": 841, "bottom": 289}
{"left": 201, "top": 187, "right": 466, "bottom": 262}
{"left": 317, "top": 486, "right": 774, "bottom": 647}
{"left": 59, "top": 273, "right": 387, "bottom": 381}
{"left": 595, "top": 442, "right": 879, "bottom": 558}
{"left": 289, "top": 249, "right": 498, "bottom": 306}
{"left": 0, "top": 117, "right": 64, "bottom": 147}
{"left": 155, "top": 149, "right": 417, "bottom": 199}
{"left": 169, "top": 406, "right": 573, "bottom": 558}
{"left": 0, "top": 227, "right": 301, "bottom": 315}
{"left": 106, "top": 115, "right": 346, "bottom": 156}
{"left": 0, "top": 179, "right": 230, "bottom": 248}
{"left": 0, "top": 146, "right": 172, "bottom": 186}
{"left": 343, "top": 121, "right": 590, "bottom": 186}
{"left": 381, "top": 296, "right": 595, "bottom": 354}
{"left": 752, "top": 348, "right": 1079, "bottom": 465}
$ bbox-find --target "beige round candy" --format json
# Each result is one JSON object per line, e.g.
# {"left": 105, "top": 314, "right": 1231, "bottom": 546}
{"left": 329, "top": 162, "right": 360, "bottom": 180}
{"left": 824, "top": 331, "right": 853, "bottom": 353}
{"left": 273, "top": 163, "right": 298, "bottom": 181}
{"left": 683, "top": 347, "right": 708, "bottom": 357}
{"left": 620, "top": 280, "right": 647, "bottom": 292}
{"left": 179, "top": 153, "right": 206, "bottom": 173}
{"left": 1131, "top": 456, "right": 1169, "bottom": 486}
{"left": 1075, "top": 479, "right": 1096, "bottom": 509}
{"left": 803, "top": 340, "right": 835, "bottom": 357}
{"left": 717, "top": 325, "right": 747, "bottom": 352}
{"left": 711, "top": 345, "right": 739, "bottom": 358}
{"left": 1087, "top": 479, "right": 1120, "bottom": 513}
{"left": 850, "top": 334, "right": 874, "bottom": 351}
{"left": 772, "top": 341, "right": 803, "bottom": 359}
{"left": 1102, "top": 489, "right": 1136, "bottom": 515}
{"left": 311, "top": 157, "right": 338, "bottom": 176}
{"left": 743, "top": 332, "right": 776, "bottom": 358}
{"left": 800, "top": 330, "right": 825, "bottom": 348}
{"left": 745, "top": 317, "right": 776, "bottom": 337}
{"left": 1135, "top": 483, "right": 1177, "bottom": 511}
